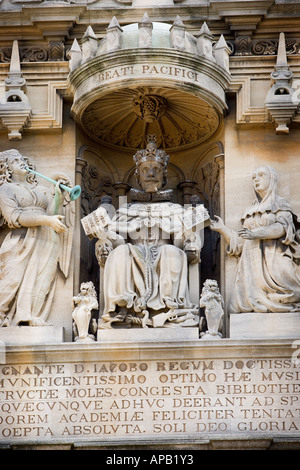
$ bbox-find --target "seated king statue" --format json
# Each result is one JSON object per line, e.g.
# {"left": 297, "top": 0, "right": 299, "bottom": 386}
{"left": 82, "top": 135, "right": 209, "bottom": 329}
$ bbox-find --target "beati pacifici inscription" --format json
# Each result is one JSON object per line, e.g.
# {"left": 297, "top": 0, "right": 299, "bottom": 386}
{"left": 0, "top": 357, "right": 299, "bottom": 441}
{"left": 98, "top": 64, "right": 200, "bottom": 84}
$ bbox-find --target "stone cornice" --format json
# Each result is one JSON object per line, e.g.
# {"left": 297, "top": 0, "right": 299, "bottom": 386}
{"left": 66, "top": 36, "right": 231, "bottom": 150}
{"left": 67, "top": 48, "right": 231, "bottom": 105}
{"left": 3, "top": 338, "right": 296, "bottom": 364}
{"left": 1, "top": 1, "right": 300, "bottom": 45}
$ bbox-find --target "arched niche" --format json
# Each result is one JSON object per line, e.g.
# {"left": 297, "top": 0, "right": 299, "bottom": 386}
{"left": 188, "top": 142, "right": 225, "bottom": 293}
{"left": 76, "top": 146, "right": 119, "bottom": 298}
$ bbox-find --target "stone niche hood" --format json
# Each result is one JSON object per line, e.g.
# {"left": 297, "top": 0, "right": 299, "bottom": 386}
{"left": 67, "top": 15, "right": 231, "bottom": 151}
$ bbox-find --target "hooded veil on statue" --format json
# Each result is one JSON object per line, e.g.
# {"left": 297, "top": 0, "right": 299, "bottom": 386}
{"left": 227, "top": 166, "right": 300, "bottom": 313}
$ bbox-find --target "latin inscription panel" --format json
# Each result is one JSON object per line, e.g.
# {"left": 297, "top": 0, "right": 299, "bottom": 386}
{"left": 0, "top": 357, "right": 299, "bottom": 442}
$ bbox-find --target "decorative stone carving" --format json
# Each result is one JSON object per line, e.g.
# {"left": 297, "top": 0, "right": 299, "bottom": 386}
{"left": 72, "top": 281, "right": 98, "bottom": 342}
{"left": 0, "top": 40, "right": 32, "bottom": 140}
{"left": 106, "top": 16, "right": 123, "bottom": 52}
{"left": 0, "top": 149, "right": 74, "bottom": 327}
{"left": 170, "top": 15, "right": 186, "bottom": 51}
{"left": 0, "top": 46, "right": 48, "bottom": 63}
{"left": 0, "top": 47, "right": 12, "bottom": 62}
{"left": 191, "top": 157, "right": 221, "bottom": 287}
{"left": 80, "top": 161, "right": 114, "bottom": 217}
{"left": 132, "top": 93, "right": 167, "bottom": 123}
{"left": 265, "top": 32, "right": 298, "bottom": 134}
{"left": 252, "top": 39, "right": 277, "bottom": 56}
{"left": 81, "top": 26, "right": 98, "bottom": 64}
{"left": 251, "top": 38, "right": 300, "bottom": 56}
{"left": 138, "top": 12, "right": 153, "bottom": 48}
{"left": 200, "top": 279, "right": 224, "bottom": 340}
{"left": 68, "top": 38, "right": 82, "bottom": 72}
{"left": 214, "top": 35, "right": 231, "bottom": 72}
{"left": 81, "top": 87, "right": 220, "bottom": 151}
{"left": 197, "top": 22, "right": 215, "bottom": 62}
{"left": 49, "top": 42, "right": 65, "bottom": 61}
{"left": 21, "top": 47, "right": 48, "bottom": 62}
{"left": 81, "top": 135, "right": 210, "bottom": 329}
{"left": 235, "top": 36, "right": 252, "bottom": 56}
{"left": 1, "top": 38, "right": 298, "bottom": 63}
{"left": 211, "top": 166, "right": 300, "bottom": 314}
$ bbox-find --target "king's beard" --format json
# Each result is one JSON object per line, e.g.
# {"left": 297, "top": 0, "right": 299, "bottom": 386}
{"left": 144, "top": 181, "right": 160, "bottom": 193}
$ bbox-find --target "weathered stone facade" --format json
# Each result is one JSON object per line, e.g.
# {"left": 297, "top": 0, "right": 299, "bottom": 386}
{"left": 0, "top": 0, "right": 299, "bottom": 451}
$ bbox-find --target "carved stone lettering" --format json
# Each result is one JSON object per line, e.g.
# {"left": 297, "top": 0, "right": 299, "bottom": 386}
{"left": 0, "top": 357, "right": 299, "bottom": 441}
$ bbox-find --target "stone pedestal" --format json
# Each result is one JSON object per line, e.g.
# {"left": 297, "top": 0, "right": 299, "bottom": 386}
{"left": 0, "top": 326, "right": 64, "bottom": 345}
{"left": 230, "top": 312, "right": 300, "bottom": 339}
{"left": 97, "top": 327, "right": 199, "bottom": 343}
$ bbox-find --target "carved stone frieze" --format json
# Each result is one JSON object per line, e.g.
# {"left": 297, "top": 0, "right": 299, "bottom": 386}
{"left": 252, "top": 38, "right": 300, "bottom": 55}
{"left": 0, "top": 43, "right": 65, "bottom": 62}
{"left": 251, "top": 39, "right": 277, "bottom": 56}
{"left": 1, "top": 38, "right": 299, "bottom": 63}
{"left": 229, "top": 37, "right": 300, "bottom": 56}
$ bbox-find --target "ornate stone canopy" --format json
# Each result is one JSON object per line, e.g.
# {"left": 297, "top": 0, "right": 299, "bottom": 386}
{"left": 67, "top": 17, "right": 231, "bottom": 151}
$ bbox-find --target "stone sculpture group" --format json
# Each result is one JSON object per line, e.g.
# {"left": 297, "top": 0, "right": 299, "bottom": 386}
{"left": 0, "top": 140, "right": 299, "bottom": 340}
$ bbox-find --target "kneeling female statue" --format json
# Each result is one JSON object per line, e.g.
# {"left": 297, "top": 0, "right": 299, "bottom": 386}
{"left": 211, "top": 166, "right": 300, "bottom": 313}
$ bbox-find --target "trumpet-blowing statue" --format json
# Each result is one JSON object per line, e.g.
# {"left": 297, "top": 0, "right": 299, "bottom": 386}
{"left": 0, "top": 149, "right": 74, "bottom": 326}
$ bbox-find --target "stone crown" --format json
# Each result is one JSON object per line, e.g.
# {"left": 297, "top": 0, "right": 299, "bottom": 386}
{"left": 133, "top": 135, "right": 169, "bottom": 167}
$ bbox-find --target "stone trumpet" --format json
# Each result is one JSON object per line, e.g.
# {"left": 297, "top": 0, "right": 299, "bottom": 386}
{"left": 25, "top": 166, "right": 81, "bottom": 201}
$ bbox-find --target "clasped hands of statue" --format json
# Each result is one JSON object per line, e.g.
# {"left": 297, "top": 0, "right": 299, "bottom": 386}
{"left": 211, "top": 215, "right": 257, "bottom": 240}
{"left": 95, "top": 228, "right": 200, "bottom": 267}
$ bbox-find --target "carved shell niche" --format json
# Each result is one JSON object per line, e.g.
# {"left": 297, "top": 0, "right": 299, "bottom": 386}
{"left": 81, "top": 87, "right": 220, "bottom": 151}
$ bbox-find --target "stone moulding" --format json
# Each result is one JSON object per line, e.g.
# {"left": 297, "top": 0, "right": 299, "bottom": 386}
{"left": 2, "top": 338, "right": 297, "bottom": 365}
{"left": 68, "top": 49, "right": 231, "bottom": 111}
